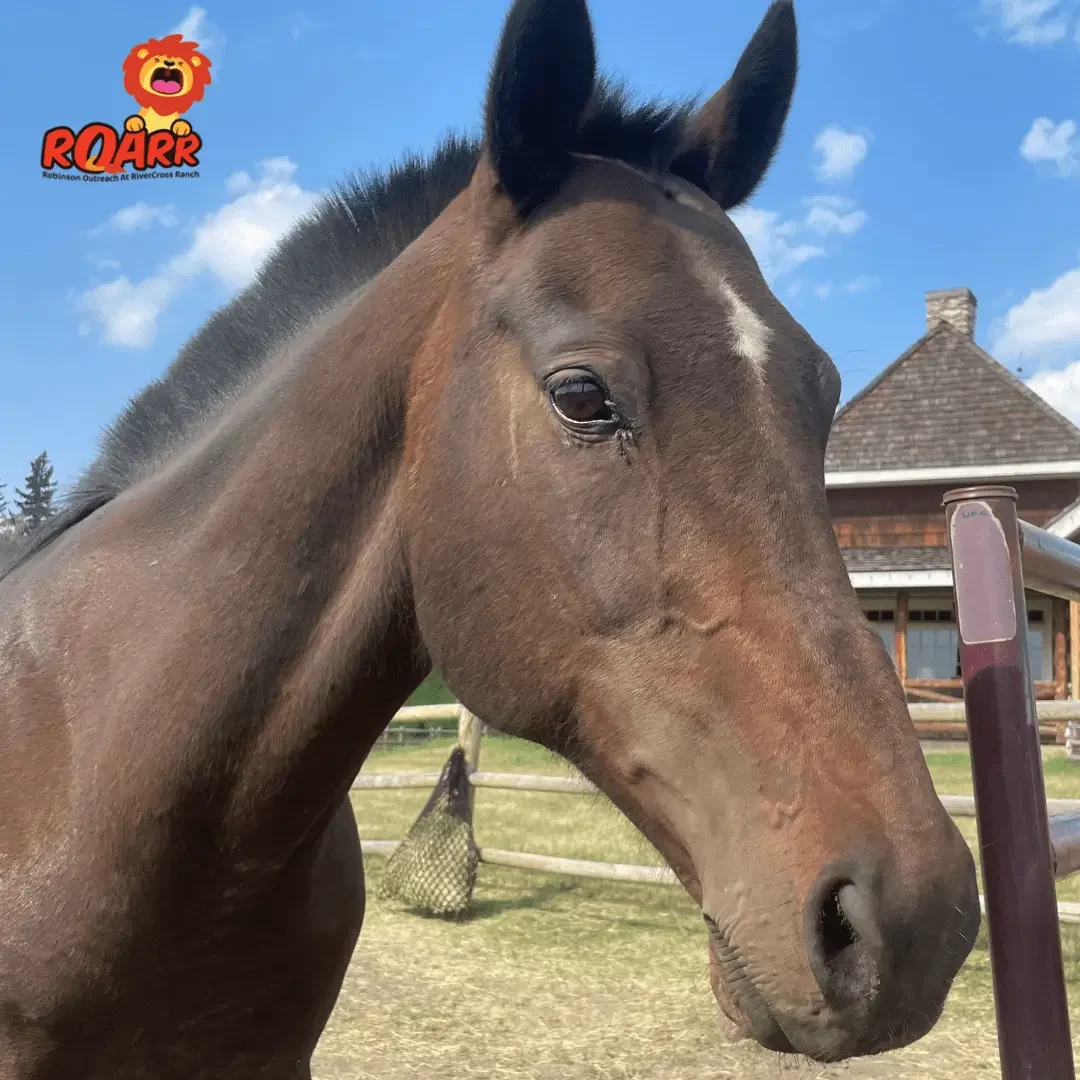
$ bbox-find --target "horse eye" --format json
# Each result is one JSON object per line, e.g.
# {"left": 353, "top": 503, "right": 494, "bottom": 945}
{"left": 549, "top": 373, "right": 614, "bottom": 426}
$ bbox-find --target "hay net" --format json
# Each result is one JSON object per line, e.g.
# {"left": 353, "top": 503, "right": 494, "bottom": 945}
{"left": 377, "top": 746, "right": 479, "bottom": 917}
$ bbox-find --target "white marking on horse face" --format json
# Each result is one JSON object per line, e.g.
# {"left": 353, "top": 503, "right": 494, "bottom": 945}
{"left": 680, "top": 236, "right": 773, "bottom": 373}
{"left": 723, "top": 284, "right": 772, "bottom": 371}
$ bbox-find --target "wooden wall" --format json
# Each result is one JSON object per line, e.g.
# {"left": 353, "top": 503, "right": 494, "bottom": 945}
{"left": 830, "top": 478, "right": 1080, "bottom": 549}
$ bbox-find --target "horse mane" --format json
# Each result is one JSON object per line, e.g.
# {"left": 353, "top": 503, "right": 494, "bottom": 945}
{"left": 2, "top": 81, "right": 694, "bottom": 579}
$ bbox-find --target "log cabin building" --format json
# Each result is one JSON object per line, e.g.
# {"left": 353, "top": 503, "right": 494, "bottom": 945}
{"left": 826, "top": 287, "right": 1080, "bottom": 704}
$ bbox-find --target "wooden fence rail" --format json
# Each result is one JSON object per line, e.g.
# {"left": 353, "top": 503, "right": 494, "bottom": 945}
{"left": 354, "top": 705, "right": 1080, "bottom": 925}
{"left": 354, "top": 774, "right": 1080, "bottom": 917}
{"left": 353, "top": 769, "right": 1080, "bottom": 817}
{"left": 386, "top": 704, "right": 461, "bottom": 722}
{"left": 385, "top": 700, "right": 1080, "bottom": 735}
{"left": 357, "top": 840, "right": 1080, "bottom": 922}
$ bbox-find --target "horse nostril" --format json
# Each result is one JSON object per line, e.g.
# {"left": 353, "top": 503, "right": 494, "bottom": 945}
{"left": 835, "top": 882, "right": 884, "bottom": 950}
{"left": 807, "top": 873, "right": 883, "bottom": 1012}
{"left": 819, "top": 882, "right": 858, "bottom": 957}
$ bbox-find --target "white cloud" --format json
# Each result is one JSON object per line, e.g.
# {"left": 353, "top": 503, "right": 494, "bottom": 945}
{"left": 991, "top": 264, "right": 1080, "bottom": 424}
{"left": 981, "top": 0, "right": 1073, "bottom": 44}
{"left": 289, "top": 12, "right": 314, "bottom": 41}
{"left": 1020, "top": 117, "right": 1079, "bottom": 176}
{"left": 730, "top": 207, "right": 826, "bottom": 282}
{"left": 171, "top": 6, "right": 224, "bottom": 54}
{"left": 843, "top": 273, "right": 881, "bottom": 294}
{"left": 731, "top": 192, "right": 870, "bottom": 286}
{"left": 1028, "top": 362, "right": 1080, "bottom": 424}
{"left": 803, "top": 195, "right": 868, "bottom": 236}
{"left": 803, "top": 275, "right": 880, "bottom": 302}
{"left": 177, "top": 163, "right": 317, "bottom": 287}
{"left": 225, "top": 169, "right": 253, "bottom": 195}
{"left": 89, "top": 202, "right": 178, "bottom": 237}
{"left": 87, "top": 255, "right": 122, "bottom": 271}
{"left": 173, "top": 5, "right": 206, "bottom": 38}
{"left": 77, "top": 158, "right": 321, "bottom": 348}
{"left": 812, "top": 126, "right": 870, "bottom": 181}
{"left": 993, "top": 265, "right": 1080, "bottom": 359}
{"left": 77, "top": 275, "right": 175, "bottom": 349}
{"left": 252, "top": 157, "right": 296, "bottom": 185}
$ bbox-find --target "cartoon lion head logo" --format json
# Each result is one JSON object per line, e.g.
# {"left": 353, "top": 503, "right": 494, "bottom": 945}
{"left": 122, "top": 34, "right": 211, "bottom": 126}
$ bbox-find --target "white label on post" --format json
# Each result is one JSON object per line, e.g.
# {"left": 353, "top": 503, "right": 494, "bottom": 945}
{"left": 950, "top": 500, "right": 1018, "bottom": 645}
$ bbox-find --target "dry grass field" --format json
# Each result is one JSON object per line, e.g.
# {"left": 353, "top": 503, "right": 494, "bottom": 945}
{"left": 312, "top": 735, "right": 1080, "bottom": 1080}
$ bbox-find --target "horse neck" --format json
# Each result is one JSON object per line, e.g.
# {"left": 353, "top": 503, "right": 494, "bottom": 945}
{"left": 145, "top": 194, "right": 470, "bottom": 848}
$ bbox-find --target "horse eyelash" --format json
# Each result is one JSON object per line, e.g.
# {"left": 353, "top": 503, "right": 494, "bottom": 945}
{"left": 604, "top": 399, "right": 636, "bottom": 460}
{"left": 602, "top": 397, "right": 625, "bottom": 428}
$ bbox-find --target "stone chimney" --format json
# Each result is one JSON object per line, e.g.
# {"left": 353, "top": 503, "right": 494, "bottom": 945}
{"left": 926, "top": 287, "right": 977, "bottom": 340}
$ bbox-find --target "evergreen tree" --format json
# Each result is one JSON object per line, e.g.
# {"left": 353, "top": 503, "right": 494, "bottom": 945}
{"left": 15, "top": 452, "right": 58, "bottom": 532}
{"left": 0, "top": 481, "right": 7, "bottom": 519}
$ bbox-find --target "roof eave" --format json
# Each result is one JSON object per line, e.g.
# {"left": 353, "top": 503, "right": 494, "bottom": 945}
{"left": 826, "top": 460, "right": 1080, "bottom": 489}
{"left": 849, "top": 570, "right": 954, "bottom": 589}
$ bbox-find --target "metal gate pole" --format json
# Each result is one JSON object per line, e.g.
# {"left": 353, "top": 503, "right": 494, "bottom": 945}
{"left": 944, "top": 485, "right": 1075, "bottom": 1080}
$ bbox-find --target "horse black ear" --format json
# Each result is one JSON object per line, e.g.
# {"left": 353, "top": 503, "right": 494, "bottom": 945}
{"left": 484, "top": 0, "right": 597, "bottom": 214}
{"left": 672, "top": 0, "right": 797, "bottom": 210}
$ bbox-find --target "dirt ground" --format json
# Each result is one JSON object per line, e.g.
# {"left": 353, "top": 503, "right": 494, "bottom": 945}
{"left": 311, "top": 858, "right": 1077, "bottom": 1080}
{"left": 308, "top": 855, "right": 1075, "bottom": 1075}
{"left": 310, "top": 739, "right": 1080, "bottom": 1079}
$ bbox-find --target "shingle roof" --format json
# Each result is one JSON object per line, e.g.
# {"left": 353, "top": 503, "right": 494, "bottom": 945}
{"left": 842, "top": 547, "right": 953, "bottom": 574}
{"left": 825, "top": 323, "right": 1080, "bottom": 472}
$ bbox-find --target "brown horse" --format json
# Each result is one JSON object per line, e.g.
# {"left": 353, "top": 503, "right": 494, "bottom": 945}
{"left": 0, "top": 0, "right": 979, "bottom": 1075}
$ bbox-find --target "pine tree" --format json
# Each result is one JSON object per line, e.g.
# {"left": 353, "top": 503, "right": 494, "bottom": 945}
{"left": 0, "top": 482, "right": 7, "bottom": 519}
{"left": 15, "top": 452, "right": 58, "bottom": 533}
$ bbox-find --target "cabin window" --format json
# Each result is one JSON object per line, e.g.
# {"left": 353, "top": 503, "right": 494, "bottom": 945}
{"left": 1026, "top": 603, "right": 1050, "bottom": 681}
{"left": 907, "top": 608, "right": 960, "bottom": 680}
{"left": 859, "top": 595, "right": 1052, "bottom": 683}
{"left": 864, "top": 609, "right": 895, "bottom": 662}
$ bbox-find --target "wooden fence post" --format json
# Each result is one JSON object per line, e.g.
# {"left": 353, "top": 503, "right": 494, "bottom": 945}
{"left": 894, "top": 590, "right": 909, "bottom": 691}
{"left": 1071, "top": 600, "right": 1079, "bottom": 700}
{"left": 1054, "top": 599, "right": 1068, "bottom": 701}
{"left": 1067, "top": 722, "right": 1080, "bottom": 763}
{"left": 1069, "top": 602, "right": 1080, "bottom": 761}
{"left": 457, "top": 706, "right": 485, "bottom": 811}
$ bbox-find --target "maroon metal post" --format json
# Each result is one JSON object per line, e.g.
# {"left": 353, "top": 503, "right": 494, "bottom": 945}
{"left": 943, "top": 485, "right": 1075, "bottom": 1080}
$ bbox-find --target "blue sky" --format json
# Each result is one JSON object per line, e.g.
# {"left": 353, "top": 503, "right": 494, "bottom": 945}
{"left": 3, "top": 0, "right": 1079, "bottom": 496}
